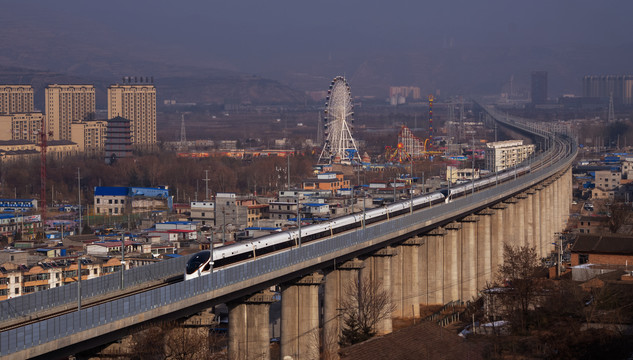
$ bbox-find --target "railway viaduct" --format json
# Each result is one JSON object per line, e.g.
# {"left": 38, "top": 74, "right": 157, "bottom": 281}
{"left": 0, "top": 106, "right": 576, "bottom": 359}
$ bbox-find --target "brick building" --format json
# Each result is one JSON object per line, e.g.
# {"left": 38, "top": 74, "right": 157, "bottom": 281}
{"left": 571, "top": 234, "right": 633, "bottom": 266}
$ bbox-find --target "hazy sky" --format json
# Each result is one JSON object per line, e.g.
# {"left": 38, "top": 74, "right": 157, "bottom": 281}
{"left": 12, "top": 1, "right": 631, "bottom": 68}
{"left": 4, "top": 1, "right": 633, "bottom": 95}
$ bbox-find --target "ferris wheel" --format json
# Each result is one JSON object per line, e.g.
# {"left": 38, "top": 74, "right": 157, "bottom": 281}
{"left": 318, "top": 76, "right": 361, "bottom": 165}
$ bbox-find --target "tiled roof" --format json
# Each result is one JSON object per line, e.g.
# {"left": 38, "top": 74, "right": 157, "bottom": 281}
{"left": 572, "top": 234, "right": 633, "bottom": 254}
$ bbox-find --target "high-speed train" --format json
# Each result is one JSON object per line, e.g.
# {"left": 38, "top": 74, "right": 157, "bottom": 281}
{"left": 185, "top": 165, "right": 530, "bottom": 280}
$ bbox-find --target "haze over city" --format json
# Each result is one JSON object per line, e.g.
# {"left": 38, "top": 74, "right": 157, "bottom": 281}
{"left": 3, "top": 1, "right": 632, "bottom": 97}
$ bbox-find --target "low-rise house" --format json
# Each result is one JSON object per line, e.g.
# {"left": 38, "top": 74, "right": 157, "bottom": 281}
{"left": 85, "top": 240, "right": 145, "bottom": 256}
{"left": 246, "top": 204, "right": 269, "bottom": 227}
{"left": 575, "top": 215, "right": 609, "bottom": 234}
{"left": 303, "top": 203, "right": 330, "bottom": 218}
{"left": 302, "top": 172, "right": 351, "bottom": 194}
{"left": 268, "top": 202, "right": 299, "bottom": 220}
{"left": 571, "top": 233, "right": 633, "bottom": 267}
{"left": 149, "top": 244, "right": 177, "bottom": 257}
{"left": 592, "top": 169, "right": 622, "bottom": 200}
{"left": 94, "top": 186, "right": 172, "bottom": 215}
{"left": 190, "top": 201, "right": 214, "bottom": 226}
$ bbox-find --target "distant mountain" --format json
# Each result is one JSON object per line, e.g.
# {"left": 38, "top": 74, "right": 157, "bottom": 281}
{"left": 0, "top": 11, "right": 306, "bottom": 106}
{"left": 2, "top": 7, "right": 632, "bottom": 104}
{"left": 272, "top": 44, "right": 633, "bottom": 99}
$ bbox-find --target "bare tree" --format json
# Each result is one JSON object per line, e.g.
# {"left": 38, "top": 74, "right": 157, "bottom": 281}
{"left": 164, "top": 326, "right": 209, "bottom": 360}
{"left": 127, "top": 321, "right": 223, "bottom": 360}
{"left": 496, "top": 244, "right": 545, "bottom": 334}
{"left": 608, "top": 202, "right": 630, "bottom": 233}
{"left": 128, "top": 323, "right": 169, "bottom": 360}
{"left": 339, "top": 276, "right": 395, "bottom": 347}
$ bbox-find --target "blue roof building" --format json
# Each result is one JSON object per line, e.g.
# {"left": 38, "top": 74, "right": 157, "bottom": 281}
{"left": 94, "top": 186, "right": 173, "bottom": 215}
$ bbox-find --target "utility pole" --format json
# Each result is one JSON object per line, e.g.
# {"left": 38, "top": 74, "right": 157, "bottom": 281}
{"left": 77, "top": 168, "right": 82, "bottom": 234}
{"left": 203, "top": 170, "right": 210, "bottom": 201}
{"left": 410, "top": 159, "right": 414, "bottom": 214}
{"left": 77, "top": 257, "right": 82, "bottom": 311}
{"left": 472, "top": 134, "right": 476, "bottom": 195}
{"left": 222, "top": 210, "right": 226, "bottom": 245}
{"left": 393, "top": 176, "right": 397, "bottom": 203}
{"left": 287, "top": 153, "right": 291, "bottom": 190}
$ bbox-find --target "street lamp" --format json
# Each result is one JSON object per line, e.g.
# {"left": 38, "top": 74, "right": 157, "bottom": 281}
{"left": 120, "top": 233, "right": 125, "bottom": 290}
{"left": 77, "top": 256, "right": 83, "bottom": 311}
{"left": 362, "top": 189, "right": 366, "bottom": 230}
{"left": 296, "top": 196, "right": 302, "bottom": 247}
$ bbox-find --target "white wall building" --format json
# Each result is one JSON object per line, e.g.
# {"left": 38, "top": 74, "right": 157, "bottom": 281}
{"left": 485, "top": 140, "right": 535, "bottom": 172}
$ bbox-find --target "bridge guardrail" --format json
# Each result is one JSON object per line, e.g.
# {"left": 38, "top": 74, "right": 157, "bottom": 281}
{"left": 0, "top": 253, "right": 191, "bottom": 323}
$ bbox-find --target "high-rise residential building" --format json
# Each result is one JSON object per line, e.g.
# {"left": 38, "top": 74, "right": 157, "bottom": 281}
{"left": 0, "top": 85, "right": 34, "bottom": 114}
{"left": 107, "top": 84, "right": 156, "bottom": 146}
{"left": 71, "top": 119, "right": 108, "bottom": 155}
{"left": 485, "top": 140, "right": 535, "bottom": 172}
{"left": 583, "top": 75, "right": 633, "bottom": 105}
{"left": 104, "top": 116, "right": 132, "bottom": 164}
{"left": 389, "top": 86, "right": 421, "bottom": 100}
{"left": 45, "top": 85, "right": 95, "bottom": 141}
{"left": 0, "top": 113, "right": 44, "bottom": 143}
{"left": 531, "top": 71, "right": 548, "bottom": 104}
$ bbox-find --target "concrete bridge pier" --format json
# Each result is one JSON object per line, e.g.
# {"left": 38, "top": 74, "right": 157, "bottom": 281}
{"left": 525, "top": 190, "right": 535, "bottom": 249}
{"left": 459, "top": 215, "right": 478, "bottom": 301}
{"left": 360, "top": 247, "right": 397, "bottom": 334}
{"left": 281, "top": 272, "right": 324, "bottom": 360}
{"left": 531, "top": 188, "right": 542, "bottom": 255}
{"left": 475, "top": 210, "right": 493, "bottom": 290}
{"left": 391, "top": 245, "right": 404, "bottom": 318}
{"left": 227, "top": 290, "right": 277, "bottom": 360}
{"left": 394, "top": 237, "right": 423, "bottom": 318}
{"left": 538, "top": 184, "right": 549, "bottom": 258}
{"left": 515, "top": 194, "right": 527, "bottom": 247}
{"left": 564, "top": 169, "right": 572, "bottom": 222}
{"left": 443, "top": 223, "right": 461, "bottom": 302}
{"left": 544, "top": 180, "right": 554, "bottom": 254}
{"left": 419, "top": 228, "right": 446, "bottom": 305}
{"left": 553, "top": 176, "right": 561, "bottom": 236}
{"left": 490, "top": 204, "right": 506, "bottom": 277}
{"left": 322, "top": 259, "right": 364, "bottom": 356}
{"left": 502, "top": 198, "right": 518, "bottom": 248}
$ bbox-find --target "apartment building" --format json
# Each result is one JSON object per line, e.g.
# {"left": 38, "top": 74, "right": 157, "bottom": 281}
{"left": 592, "top": 169, "right": 622, "bottom": 200}
{"left": 190, "top": 201, "right": 214, "bottom": 226}
{"left": 0, "top": 113, "right": 43, "bottom": 143}
{"left": 107, "top": 84, "right": 156, "bottom": 146}
{"left": 0, "top": 258, "right": 101, "bottom": 300}
{"left": 45, "top": 85, "right": 95, "bottom": 141}
{"left": 485, "top": 140, "right": 535, "bottom": 172}
{"left": 71, "top": 119, "right": 107, "bottom": 154}
{"left": 0, "top": 85, "right": 33, "bottom": 114}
